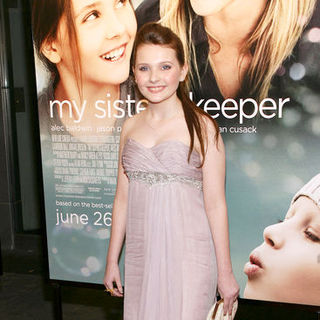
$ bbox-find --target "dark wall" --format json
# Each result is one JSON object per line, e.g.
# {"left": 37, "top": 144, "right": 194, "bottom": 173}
{"left": 0, "top": 0, "right": 42, "bottom": 249}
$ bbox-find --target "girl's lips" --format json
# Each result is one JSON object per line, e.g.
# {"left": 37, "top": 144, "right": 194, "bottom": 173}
{"left": 244, "top": 252, "right": 264, "bottom": 279}
{"left": 147, "top": 86, "right": 166, "bottom": 93}
{"left": 100, "top": 44, "right": 126, "bottom": 62}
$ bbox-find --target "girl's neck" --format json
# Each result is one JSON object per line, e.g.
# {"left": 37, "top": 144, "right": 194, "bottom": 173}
{"left": 204, "top": 0, "right": 267, "bottom": 48}
{"left": 147, "top": 94, "right": 183, "bottom": 121}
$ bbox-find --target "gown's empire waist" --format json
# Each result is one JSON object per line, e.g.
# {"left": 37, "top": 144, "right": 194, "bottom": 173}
{"left": 125, "top": 170, "right": 203, "bottom": 190}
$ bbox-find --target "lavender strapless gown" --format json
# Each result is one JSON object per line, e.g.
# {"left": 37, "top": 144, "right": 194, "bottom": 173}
{"left": 122, "top": 138, "right": 217, "bottom": 320}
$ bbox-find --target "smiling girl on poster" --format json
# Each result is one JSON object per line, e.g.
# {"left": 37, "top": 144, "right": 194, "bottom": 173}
{"left": 32, "top": 0, "right": 137, "bottom": 137}
{"left": 136, "top": 0, "right": 316, "bottom": 103}
{"left": 104, "top": 22, "right": 239, "bottom": 320}
{"left": 31, "top": 0, "right": 138, "bottom": 283}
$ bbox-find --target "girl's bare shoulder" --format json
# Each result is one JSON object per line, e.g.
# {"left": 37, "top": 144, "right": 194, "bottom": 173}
{"left": 121, "top": 109, "right": 148, "bottom": 138}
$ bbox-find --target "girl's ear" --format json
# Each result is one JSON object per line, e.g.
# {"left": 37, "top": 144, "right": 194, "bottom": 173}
{"left": 41, "top": 38, "right": 62, "bottom": 64}
{"left": 179, "top": 63, "right": 188, "bottom": 82}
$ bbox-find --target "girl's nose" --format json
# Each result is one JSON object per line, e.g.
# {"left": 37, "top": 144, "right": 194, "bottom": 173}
{"left": 104, "top": 12, "right": 126, "bottom": 39}
{"left": 150, "top": 69, "right": 160, "bottom": 83}
{"left": 263, "top": 222, "right": 285, "bottom": 249}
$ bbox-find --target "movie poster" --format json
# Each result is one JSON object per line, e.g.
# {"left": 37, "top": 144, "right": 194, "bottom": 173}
{"left": 33, "top": 0, "right": 320, "bottom": 306}
{"left": 32, "top": 0, "right": 144, "bottom": 283}
{"left": 135, "top": 0, "right": 320, "bottom": 307}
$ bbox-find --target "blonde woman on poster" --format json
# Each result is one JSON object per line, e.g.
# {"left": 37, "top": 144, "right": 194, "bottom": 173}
{"left": 32, "top": 0, "right": 137, "bottom": 136}
{"left": 104, "top": 23, "right": 239, "bottom": 319}
{"left": 244, "top": 173, "right": 320, "bottom": 306}
{"left": 136, "top": 0, "right": 316, "bottom": 103}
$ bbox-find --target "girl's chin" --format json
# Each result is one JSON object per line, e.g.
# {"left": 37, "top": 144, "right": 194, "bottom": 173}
{"left": 104, "top": 72, "right": 130, "bottom": 86}
{"left": 244, "top": 284, "right": 280, "bottom": 303}
{"left": 191, "top": 1, "right": 230, "bottom": 16}
{"left": 243, "top": 288, "right": 271, "bottom": 302}
{"left": 243, "top": 285, "right": 254, "bottom": 299}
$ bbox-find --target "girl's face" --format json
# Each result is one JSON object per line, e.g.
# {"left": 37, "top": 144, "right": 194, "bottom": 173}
{"left": 46, "top": 0, "right": 137, "bottom": 86}
{"left": 133, "top": 44, "right": 187, "bottom": 104}
{"left": 244, "top": 196, "right": 320, "bottom": 306}
{"left": 190, "top": 0, "right": 234, "bottom": 16}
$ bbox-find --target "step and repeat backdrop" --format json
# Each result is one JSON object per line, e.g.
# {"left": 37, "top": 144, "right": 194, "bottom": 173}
{"left": 32, "top": 0, "right": 320, "bottom": 307}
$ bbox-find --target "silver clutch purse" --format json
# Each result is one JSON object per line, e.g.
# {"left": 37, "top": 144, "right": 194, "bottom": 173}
{"left": 206, "top": 299, "right": 238, "bottom": 320}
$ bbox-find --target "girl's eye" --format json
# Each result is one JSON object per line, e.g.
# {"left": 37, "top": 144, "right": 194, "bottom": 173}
{"left": 138, "top": 66, "right": 148, "bottom": 71}
{"left": 83, "top": 11, "right": 100, "bottom": 22}
{"left": 115, "top": 0, "right": 127, "bottom": 9}
{"left": 304, "top": 229, "right": 320, "bottom": 242}
{"left": 162, "top": 65, "right": 171, "bottom": 70}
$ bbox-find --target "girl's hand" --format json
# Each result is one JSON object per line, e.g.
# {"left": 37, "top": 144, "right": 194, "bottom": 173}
{"left": 218, "top": 271, "right": 239, "bottom": 317}
{"left": 103, "top": 261, "right": 123, "bottom": 297}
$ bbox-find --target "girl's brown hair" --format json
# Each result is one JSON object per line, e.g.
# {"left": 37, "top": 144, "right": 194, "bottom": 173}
{"left": 32, "top": 0, "right": 81, "bottom": 90}
{"left": 132, "top": 22, "right": 219, "bottom": 166}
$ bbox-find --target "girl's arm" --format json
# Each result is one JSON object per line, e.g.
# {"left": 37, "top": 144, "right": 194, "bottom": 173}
{"left": 201, "top": 119, "right": 239, "bottom": 314}
{"left": 103, "top": 120, "right": 131, "bottom": 297}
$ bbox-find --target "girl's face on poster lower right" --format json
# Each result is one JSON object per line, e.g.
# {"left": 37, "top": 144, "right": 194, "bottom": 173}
{"left": 244, "top": 196, "right": 320, "bottom": 306}
{"left": 49, "top": 0, "right": 137, "bottom": 87}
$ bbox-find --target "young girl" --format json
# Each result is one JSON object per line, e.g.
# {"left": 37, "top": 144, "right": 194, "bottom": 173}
{"left": 104, "top": 22, "right": 239, "bottom": 319}
{"left": 136, "top": 0, "right": 316, "bottom": 103}
{"left": 32, "top": 0, "right": 137, "bottom": 136}
{"left": 244, "top": 173, "right": 320, "bottom": 306}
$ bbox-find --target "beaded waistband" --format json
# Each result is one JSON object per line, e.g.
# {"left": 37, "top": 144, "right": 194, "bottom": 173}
{"left": 125, "top": 170, "right": 203, "bottom": 190}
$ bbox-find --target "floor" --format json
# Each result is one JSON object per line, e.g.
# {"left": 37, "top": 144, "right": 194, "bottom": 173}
{"left": 0, "top": 235, "right": 123, "bottom": 320}
{"left": 0, "top": 272, "right": 122, "bottom": 320}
